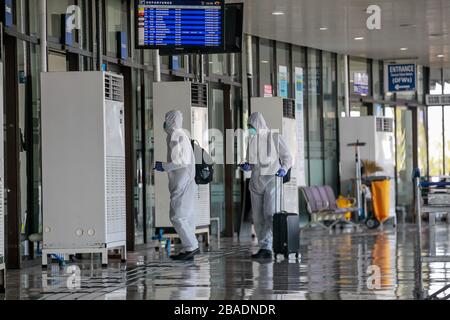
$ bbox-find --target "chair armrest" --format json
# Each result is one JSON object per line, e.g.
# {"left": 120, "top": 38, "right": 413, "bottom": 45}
{"left": 317, "top": 200, "right": 330, "bottom": 211}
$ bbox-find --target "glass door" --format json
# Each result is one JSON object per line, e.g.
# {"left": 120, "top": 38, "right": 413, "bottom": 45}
{"left": 395, "top": 106, "right": 414, "bottom": 209}
{"left": 209, "top": 85, "right": 226, "bottom": 235}
{"left": 208, "top": 83, "right": 242, "bottom": 236}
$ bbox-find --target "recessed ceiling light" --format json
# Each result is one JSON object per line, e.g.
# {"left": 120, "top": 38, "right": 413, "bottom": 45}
{"left": 319, "top": 27, "right": 328, "bottom": 31}
{"left": 272, "top": 11, "right": 284, "bottom": 16}
{"left": 437, "top": 54, "right": 445, "bottom": 58}
{"left": 261, "top": 60, "right": 269, "bottom": 64}
{"left": 354, "top": 37, "right": 364, "bottom": 40}
{"left": 400, "top": 47, "right": 408, "bottom": 51}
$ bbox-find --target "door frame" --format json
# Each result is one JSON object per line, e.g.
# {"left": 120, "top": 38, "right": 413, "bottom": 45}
{"left": 209, "top": 82, "right": 234, "bottom": 237}
{"left": 4, "top": 34, "right": 21, "bottom": 269}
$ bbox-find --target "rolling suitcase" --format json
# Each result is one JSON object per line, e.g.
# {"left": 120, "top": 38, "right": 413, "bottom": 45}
{"left": 273, "top": 176, "right": 300, "bottom": 260}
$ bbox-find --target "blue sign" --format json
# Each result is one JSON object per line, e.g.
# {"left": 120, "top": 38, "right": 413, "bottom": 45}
{"left": 279, "top": 65, "right": 288, "bottom": 98}
{"left": 387, "top": 63, "right": 416, "bottom": 92}
{"left": 64, "top": 14, "right": 73, "bottom": 46}
{"left": 118, "top": 32, "right": 127, "bottom": 60}
{"left": 5, "top": 0, "right": 13, "bottom": 27}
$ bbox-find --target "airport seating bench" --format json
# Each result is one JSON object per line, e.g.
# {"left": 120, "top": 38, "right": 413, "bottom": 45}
{"left": 300, "top": 185, "right": 359, "bottom": 232}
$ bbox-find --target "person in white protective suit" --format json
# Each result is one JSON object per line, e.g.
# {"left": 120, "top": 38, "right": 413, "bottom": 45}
{"left": 240, "top": 112, "right": 293, "bottom": 259}
{"left": 154, "top": 110, "right": 200, "bottom": 261}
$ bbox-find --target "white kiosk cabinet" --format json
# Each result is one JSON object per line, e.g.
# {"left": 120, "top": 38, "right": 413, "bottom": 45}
{"left": 153, "top": 82, "right": 211, "bottom": 242}
{"left": 0, "top": 61, "right": 5, "bottom": 292}
{"left": 339, "top": 116, "right": 396, "bottom": 220}
{"left": 251, "top": 97, "right": 299, "bottom": 214}
{"left": 41, "top": 72, "right": 126, "bottom": 267}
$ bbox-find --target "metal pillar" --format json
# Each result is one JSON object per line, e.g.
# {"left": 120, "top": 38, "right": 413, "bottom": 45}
{"left": 344, "top": 54, "right": 350, "bottom": 117}
{"left": 95, "top": 0, "right": 103, "bottom": 70}
{"left": 40, "top": 0, "right": 47, "bottom": 72}
{"left": 154, "top": 50, "right": 161, "bottom": 82}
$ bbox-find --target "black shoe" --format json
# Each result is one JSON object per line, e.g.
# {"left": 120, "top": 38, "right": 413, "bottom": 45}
{"left": 251, "top": 249, "right": 273, "bottom": 259}
{"left": 171, "top": 248, "right": 200, "bottom": 261}
{"left": 170, "top": 253, "right": 185, "bottom": 260}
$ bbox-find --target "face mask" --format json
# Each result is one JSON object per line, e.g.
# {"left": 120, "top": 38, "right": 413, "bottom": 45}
{"left": 248, "top": 127, "right": 257, "bottom": 136}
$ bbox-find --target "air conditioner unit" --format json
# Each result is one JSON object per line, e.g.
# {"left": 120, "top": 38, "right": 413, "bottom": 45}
{"left": 41, "top": 72, "right": 127, "bottom": 267}
{"left": 251, "top": 97, "right": 299, "bottom": 214}
{"left": 153, "top": 82, "right": 211, "bottom": 237}
{"left": 0, "top": 61, "right": 5, "bottom": 292}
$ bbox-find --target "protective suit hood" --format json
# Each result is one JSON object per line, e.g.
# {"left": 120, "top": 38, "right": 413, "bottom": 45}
{"left": 165, "top": 110, "right": 183, "bottom": 133}
{"left": 248, "top": 112, "right": 269, "bottom": 131}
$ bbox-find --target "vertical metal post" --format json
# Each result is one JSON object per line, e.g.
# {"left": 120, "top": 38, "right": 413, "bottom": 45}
{"left": 344, "top": 54, "right": 350, "bottom": 116}
{"left": 200, "top": 54, "right": 205, "bottom": 83}
{"left": 95, "top": 0, "right": 103, "bottom": 71}
{"left": 40, "top": 0, "right": 47, "bottom": 72}
{"left": 230, "top": 53, "right": 236, "bottom": 80}
{"left": 184, "top": 55, "right": 190, "bottom": 81}
{"left": 245, "top": 35, "right": 253, "bottom": 112}
{"left": 154, "top": 50, "right": 161, "bottom": 82}
{"left": 355, "top": 144, "right": 362, "bottom": 217}
{"left": 414, "top": 176, "right": 424, "bottom": 299}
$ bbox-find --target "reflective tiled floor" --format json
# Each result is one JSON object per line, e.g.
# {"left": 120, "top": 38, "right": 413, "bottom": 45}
{"left": 2, "top": 223, "right": 450, "bottom": 300}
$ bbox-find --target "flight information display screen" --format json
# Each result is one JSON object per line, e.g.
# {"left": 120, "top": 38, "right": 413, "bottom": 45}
{"left": 136, "top": 0, "right": 224, "bottom": 52}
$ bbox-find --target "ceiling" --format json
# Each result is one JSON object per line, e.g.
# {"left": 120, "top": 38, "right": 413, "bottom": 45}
{"left": 240, "top": 0, "right": 450, "bottom": 67}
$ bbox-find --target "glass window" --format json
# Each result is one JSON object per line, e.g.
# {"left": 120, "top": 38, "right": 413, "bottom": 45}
{"left": 16, "top": 0, "right": 27, "bottom": 33}
{"left": 445, "top": 106, "right": 450, "bottom": 175}
{"left": 428, "top": 106, "right": 444, "bottom": 177}
{"left": 132, "top": 69, "right": 144, "bottom": 245}
{"left": 417, "top": 65, "right": 425, "bottom": 104}
{"left": 276, "top": 42, "right": 290, "bottom": 98}
{"left": 307, "top": 48, "right": 323, "bottom": 186}
{"left": 349, "top": 57, "right": 369, "bottom": 97}
{"left": 105, "top": 0, "right": 127, "bottom": 56}
{"left": 396, "top": 107, "right": 414, "bottom": 207}
{"left": 232, "top": 53, "right": 241, "bottom": 81}
{"left": 418, "top": 107, "right": 428, "bottom": 175}
{"left": 430, "top": 68, "right": 442, "bottom": 95}
{"left": 47, "top": 0, "right": 74, "bottom": 39}
{"left": 251, "top": 36, "right": 258, "bottom": 96}
{"left": 259, "top": 38, "right": 274, "bottom": 97}
{"left": 292, "top": 46, "right": 307, "bottom": 184}
{"left": 130, "top": 3, "right": 140, "bottom": 63}
{"left": 144, "top": 71, "right": 154, "bottom": 242}
{"left": 337, "top": 54, "right": 346, "bottom": 117}
{"left": 442, "top": 70, "right": 450, "bottom": 175}
{"left": 209, "top": 54, "right": 227, "bottom": 75}
{"left": 372, "top": 60, "right": 382, "bottom": 100}
{"left": 29, "top": 0, "right": 40, "bottom": 35}
{"left": 322, "top": 52, "right": 338, "bottom": 193}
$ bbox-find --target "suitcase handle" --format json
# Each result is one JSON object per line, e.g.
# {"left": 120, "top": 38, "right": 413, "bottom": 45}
{"left": 275, "top": 175, "right": 284, "bottom": 213}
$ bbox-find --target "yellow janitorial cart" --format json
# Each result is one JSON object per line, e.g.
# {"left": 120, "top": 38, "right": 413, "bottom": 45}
{"left": 363, "top": 176, "right": 391, "bottom": 229}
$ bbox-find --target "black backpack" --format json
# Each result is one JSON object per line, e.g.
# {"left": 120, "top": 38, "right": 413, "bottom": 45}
{"left": 191, "top": 140, "right": 214, "bottom": 185}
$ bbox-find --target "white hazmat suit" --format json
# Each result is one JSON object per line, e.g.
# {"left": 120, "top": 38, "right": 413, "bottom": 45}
{"left": 247, "top": 112, "right": 293, "bottom": 251}
{"left": 162, "top": 111, "right": 199, "bottom": 253}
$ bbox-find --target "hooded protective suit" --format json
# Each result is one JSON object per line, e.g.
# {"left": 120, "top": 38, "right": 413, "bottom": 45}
{"left": 247, "top": 112, "right": 293, "bottom": 251}
{"left": 162, "top": 111, "right": 199, "bottom": 253}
